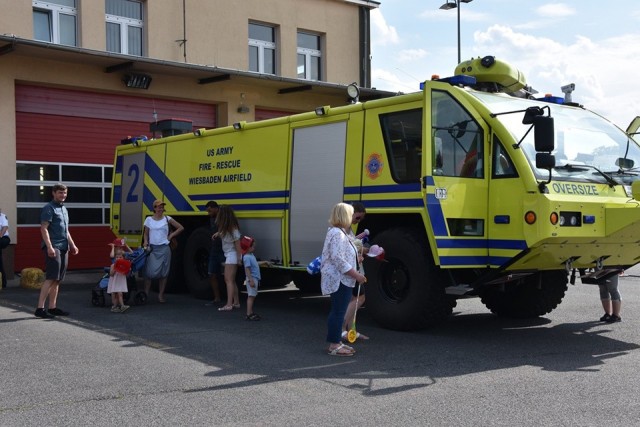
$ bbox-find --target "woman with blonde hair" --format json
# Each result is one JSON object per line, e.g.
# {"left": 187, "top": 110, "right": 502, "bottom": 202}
{"left": 214, "top": 205, "right": 242, "bottom": 311}
{"left": 321, "top": 202, "right": 366, "bottom": 356}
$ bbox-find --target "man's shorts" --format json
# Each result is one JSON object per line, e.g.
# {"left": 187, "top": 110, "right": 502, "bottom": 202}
{"left": 208, "top": 249, "right": 225, "bottom": 276}
{"left": 43, "top": 248, "right": 68, "bottom": 281}
{"left": 245, "top": 279, "right": 260, "bottom": 297}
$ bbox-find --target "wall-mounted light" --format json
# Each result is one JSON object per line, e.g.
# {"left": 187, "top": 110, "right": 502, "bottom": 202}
{"left": 315, "top": 106, "right": 330, "bottom": 116}
{"left": 194, "top": 129, "right": 205, "bottom": 136}
{"left": 233, "top": 121, "right": 246, "bottom": 130}
{"left": 237, "top": 92, "right": 250, "bottom": 113}
{"left": 123, "top": 73, "right": 152, "bottom": 89}
{"left": 347, "top": 83, "right": 360, "bottom": 103}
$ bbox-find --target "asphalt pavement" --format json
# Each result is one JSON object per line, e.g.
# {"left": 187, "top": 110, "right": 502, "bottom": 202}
{"left": 2, "top": 267, "right": 640, "bottom": 426}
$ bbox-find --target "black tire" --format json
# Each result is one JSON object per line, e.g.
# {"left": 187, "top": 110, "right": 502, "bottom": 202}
{"left": 479, "top": 270, "right": 568, "bottom": 318}
{"left": 123, "top": 291, "right": 130, "bottom": 304}
{"left": 183, "top": 226, "right": 215, "bottom": 299}
{"left": 365, "top": 227, "right": 452, "bottom": 331}
{"left": 91, "top": 291, "right": 101, "bottom": 307}
{"left": 165, "top": 231, "right": 188, "bottom": 293}
{"left": 290, "top": 270, "right": 318, "bottom": 293}
{"left": 98, "top": 294, "right": 106, "bottom": 307}
{"left": 134, "top": 291, "right": 147, "bottom": 305}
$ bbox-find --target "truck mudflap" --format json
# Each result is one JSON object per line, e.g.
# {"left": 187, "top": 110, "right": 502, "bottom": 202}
{"left": 506, "top": 206, "right": 640, "bottom": 272}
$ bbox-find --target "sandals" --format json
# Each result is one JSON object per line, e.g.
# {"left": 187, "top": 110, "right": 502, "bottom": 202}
{"left": 218, "top": 305, "right": 233, "bottom": 311}
{"left": 233, "top": 304, "right": 241, "bottom": 309}
{"left": 328, "top": 343, "right": 354, "bottom": 357}
{"left": 246, "top": 313, "right": 261, "bottom": 321}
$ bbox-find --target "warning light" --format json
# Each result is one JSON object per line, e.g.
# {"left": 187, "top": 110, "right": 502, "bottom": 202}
{"left": 525, "top": 211, "right": 537, "bottom": 225}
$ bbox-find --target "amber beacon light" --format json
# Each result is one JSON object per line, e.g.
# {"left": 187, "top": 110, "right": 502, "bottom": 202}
{"left": 524, "top": 211, "right": 537, "bottom": 225}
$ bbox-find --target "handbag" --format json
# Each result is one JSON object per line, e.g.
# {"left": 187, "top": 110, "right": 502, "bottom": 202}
{"left": 166, "top": 217, "right": 178, "bottom": 250}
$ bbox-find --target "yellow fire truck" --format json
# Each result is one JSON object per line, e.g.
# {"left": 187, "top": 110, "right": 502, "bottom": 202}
{"left": 111, "top": 56, "right": 640, "bottom": 331}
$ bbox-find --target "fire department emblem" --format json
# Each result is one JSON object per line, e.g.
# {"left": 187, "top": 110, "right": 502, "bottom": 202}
{"left": 365, "top": 153, "right": 384, "bottom": 179}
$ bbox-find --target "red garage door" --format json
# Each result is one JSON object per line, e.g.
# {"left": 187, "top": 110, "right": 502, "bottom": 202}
{"left": 14, "top": 85, "right": 217, "bottom": 271}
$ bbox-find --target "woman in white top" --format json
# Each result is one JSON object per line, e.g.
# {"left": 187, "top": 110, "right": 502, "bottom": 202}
{"left": 213, "top": 205, "right": 243, "bottom": 311}
{"left": 321, "top": 203, "right": 366, "bottom": 356}
{"left": 142, "top": 199, "right": 184, "bottom": 303}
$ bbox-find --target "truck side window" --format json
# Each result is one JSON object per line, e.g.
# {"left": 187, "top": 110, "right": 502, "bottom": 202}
{"left": 379, "top": 108, "right": 423, "bottom": 183}
{"left": 492, "top": 136, "right": 517, "bottom": 178}
{"left": 432, "top": 91, "right": 483, "bottom": 178}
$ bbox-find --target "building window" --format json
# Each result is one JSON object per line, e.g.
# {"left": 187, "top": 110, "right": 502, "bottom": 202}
{"left": 297, "top": 31, "right": 322, "bottom": 81}
{"left": 248, "top": 23, "right": 276, "bottom": 75}
{"left": 32, "top": 0, "right": 77, "bottom": 46}
{"left": 16, "top": 162, "right": 113, "bottom": 226}
{"left": 106, "top": 0, "right": 144, "bottom": 56}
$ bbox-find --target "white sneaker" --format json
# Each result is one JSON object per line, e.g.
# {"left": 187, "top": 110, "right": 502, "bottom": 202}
{"left": 120, "top": 305, "right": 130, "bottom": 313}
{"left": 110, "top": 306, "right": 121, "bottom": 313}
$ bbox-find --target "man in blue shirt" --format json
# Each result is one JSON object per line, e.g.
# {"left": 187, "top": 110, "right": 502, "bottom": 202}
{"left": 35, "top": 183, "right": 79, "bottom": 319}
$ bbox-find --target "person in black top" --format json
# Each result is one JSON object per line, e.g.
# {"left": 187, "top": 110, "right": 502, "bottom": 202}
{"left": 205, "top": 201, "right": 224, "bottom": 305}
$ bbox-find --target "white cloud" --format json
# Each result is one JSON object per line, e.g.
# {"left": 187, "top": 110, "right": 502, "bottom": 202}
{"left": 371, "top": 68, "right": 418, "bottom": 93}
{"left": 371, "top": 9, "right": 399, "bottom": 46}
{"left": 472, "top": 25, "right": 640, "bottom": 127}
{"left": 397, "top": 48, "right": 428, "bottom": 62}
{"left": 536, "top": 3, "right": 576, "bottom": 18}
{"left": 420, "top": 9, "right": 489, "bottom": 22}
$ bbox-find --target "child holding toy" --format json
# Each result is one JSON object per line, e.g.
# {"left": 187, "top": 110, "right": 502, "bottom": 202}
{"left": 108, "top": 247, "right": 131, "bottom": 313}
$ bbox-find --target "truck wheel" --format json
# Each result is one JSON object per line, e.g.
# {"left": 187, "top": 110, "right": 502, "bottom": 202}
{"left": 365, "top": 227, "right": 451, "bottom": 331}
{"left": 183, "top": 227, "right": 214, "bottom": 299}
{"left": 291, "top": 270, "right": 318, "bottom": 293}
{"left": 479, "top": 270, "right": 568, "bottom": 318}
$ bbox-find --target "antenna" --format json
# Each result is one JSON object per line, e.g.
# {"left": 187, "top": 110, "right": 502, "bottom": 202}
{"left": 174, "top": 0, "right": 187, "bottom": 62}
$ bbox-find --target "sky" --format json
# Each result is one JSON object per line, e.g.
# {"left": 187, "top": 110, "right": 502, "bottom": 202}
{"left": 369, "top": 0, "right": 640, "bottom": 130}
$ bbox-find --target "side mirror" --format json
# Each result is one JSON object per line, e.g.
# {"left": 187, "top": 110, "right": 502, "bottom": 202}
{"left": 522, "top": 106, "right": 544, "bottom": 125}
{"left": 536, "top": 153, "right": 555, "bottom": 169}
{"left": 616, "top": 157, "right": 635, "bottom": 169}
{"left": 534, "top": 116, "right": 555, "bottom": 152}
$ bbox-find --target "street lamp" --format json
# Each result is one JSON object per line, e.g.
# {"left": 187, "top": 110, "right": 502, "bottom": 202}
{"left": 439, "top": 0, "right": 474, "bottom": 64}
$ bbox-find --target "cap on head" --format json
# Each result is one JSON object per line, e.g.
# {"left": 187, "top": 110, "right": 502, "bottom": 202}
{"left": 111, "top": 238, "right": 126, "bottom": 247}
{"left": 153, "top": 200, "right": 166, "bottom": 209}
{"left": 240, "top": 235, "right": 254, "bottom": 254}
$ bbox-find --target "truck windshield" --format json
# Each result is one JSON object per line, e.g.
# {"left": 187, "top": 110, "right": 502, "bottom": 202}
{"left": 472, "top": 92, "right": 640, "bottom": 185}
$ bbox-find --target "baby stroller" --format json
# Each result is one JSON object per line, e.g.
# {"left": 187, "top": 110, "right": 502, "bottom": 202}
{"left": 92, "top": 247, "right": 148, "bottom": 307}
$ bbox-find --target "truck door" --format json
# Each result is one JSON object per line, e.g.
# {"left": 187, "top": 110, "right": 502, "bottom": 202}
{"left": 116, "top": 151, "right": 146, "bottom": 236}
{"left": 427, "top": 88, "right": 490, "bottom": 267}
{"left": 289, "top": 121, "right": 348, "bottom": 265}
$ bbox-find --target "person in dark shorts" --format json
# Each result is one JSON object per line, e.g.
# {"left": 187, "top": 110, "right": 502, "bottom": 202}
{"left": 0, "top": 208, "right": 10, "bottom": 289}
{"left": 342, "top": 202, "right": 370, "bottom": 340}
{"left": 35, "top": 183, "right": 79, "bottom": 319}
{"left": 205, "top": 200, "right": 224, "bottom": 306}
